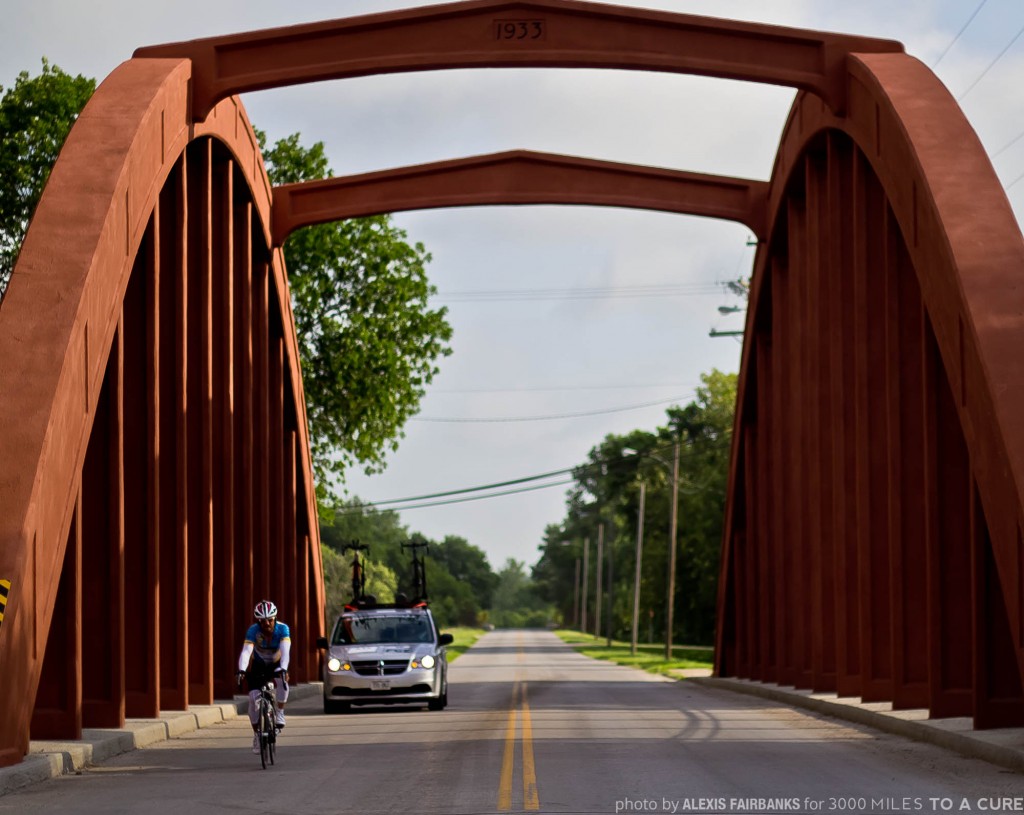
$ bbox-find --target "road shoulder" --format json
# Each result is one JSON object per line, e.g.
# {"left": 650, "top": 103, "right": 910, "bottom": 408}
{"left": 689, "top": 676, "right": 1024, "bottom": 774}
{"left": 0, "top": 683, "right": 322, "bottom": 797}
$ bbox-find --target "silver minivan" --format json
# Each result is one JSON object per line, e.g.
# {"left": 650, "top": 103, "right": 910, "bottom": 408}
{"left": 317, "top": 604, "right": 453, "bottom": 713}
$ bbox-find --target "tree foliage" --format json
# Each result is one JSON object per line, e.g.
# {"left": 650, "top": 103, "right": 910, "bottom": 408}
{"left": 532, "top": 369, "right": 737, "bottom": 644}
{"left": 257, "top": 131, "right": 454, "bottom": 488}
{"left": 0, "top": 59, "right": 95, "bottom": 299}
{"left": 0, "top": 73, "right": 451, "bottom": 491}
{"left": 320, "top": 498, "right": 499, "bottom": 628}
{"left": 490, "top": 559, "right": 553, "bottom": 629}
{"left": 429, "top": 534, "right": 500, "bottom": 610}
{"left": 321, "top": 546, "right": 398, "bottom": 621}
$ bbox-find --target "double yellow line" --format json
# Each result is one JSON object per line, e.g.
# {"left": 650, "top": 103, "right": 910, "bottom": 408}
{"left": 498, "top": 680, "right": 539, "bottom": 811}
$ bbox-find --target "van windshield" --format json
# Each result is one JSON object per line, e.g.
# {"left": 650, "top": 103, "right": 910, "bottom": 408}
{"left": 333, "top": 614, "right": 434, "bottom": 645}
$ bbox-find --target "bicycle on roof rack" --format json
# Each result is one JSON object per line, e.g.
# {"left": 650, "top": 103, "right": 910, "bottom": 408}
{"left": 342, "top": 540, "right": 370, "bottom": 603}
{"left": 402, "top": 540, "right": 429, "bottom": 603}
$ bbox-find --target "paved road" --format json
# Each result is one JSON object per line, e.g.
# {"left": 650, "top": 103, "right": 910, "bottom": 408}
{"left": 3, "top": 630, "right": 1023, "bottom": 814}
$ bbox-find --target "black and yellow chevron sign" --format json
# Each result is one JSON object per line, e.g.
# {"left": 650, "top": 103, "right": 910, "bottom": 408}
{"left": 0, "top": 579, "right": 9, "bottom": 629}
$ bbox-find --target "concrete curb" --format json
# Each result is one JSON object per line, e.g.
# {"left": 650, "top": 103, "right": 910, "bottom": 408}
{"left": 0, "top": 682, "right": 322, "bottom": 798}
{"left": 689, "top": 676, "right": 1024, "bottom": 774}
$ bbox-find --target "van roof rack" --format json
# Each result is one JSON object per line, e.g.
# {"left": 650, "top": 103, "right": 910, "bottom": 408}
{"left": 343, "top": 597, "right": 429, "bottom": 612}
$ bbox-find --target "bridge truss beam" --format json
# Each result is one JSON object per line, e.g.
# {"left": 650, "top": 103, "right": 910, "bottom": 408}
{"left": 270, "top": 150, "right": 768, "bottom": 246}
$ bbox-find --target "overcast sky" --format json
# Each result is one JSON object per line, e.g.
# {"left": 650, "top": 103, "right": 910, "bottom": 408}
{"left": 4, "top": 1, "right": 1023, "bottom": 571}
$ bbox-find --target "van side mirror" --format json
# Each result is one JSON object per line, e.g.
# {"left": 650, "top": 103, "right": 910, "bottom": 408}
{"left": 316, "top": 636, "right": 329, "bottom": 649}
{"left": 438, "top": 633, "right": 454, "bottom": 646}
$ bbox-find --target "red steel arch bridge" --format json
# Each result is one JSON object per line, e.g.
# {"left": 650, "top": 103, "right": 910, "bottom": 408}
{"left": 1, "top": 0, "right": 1024, "bottom": 767}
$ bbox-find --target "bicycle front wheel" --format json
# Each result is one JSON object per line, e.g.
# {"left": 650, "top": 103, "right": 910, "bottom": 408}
{"left": 258, "top": 704, "right": 270, "bottom": 769}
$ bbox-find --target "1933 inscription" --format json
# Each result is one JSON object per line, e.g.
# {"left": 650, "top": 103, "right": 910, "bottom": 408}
{"left": 494, "top": 19, "right": 546, "bottom": 41}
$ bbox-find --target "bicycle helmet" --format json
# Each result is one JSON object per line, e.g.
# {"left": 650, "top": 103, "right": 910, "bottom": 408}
{"left": 254, "top": 600, "right": 278, "bottom": 620}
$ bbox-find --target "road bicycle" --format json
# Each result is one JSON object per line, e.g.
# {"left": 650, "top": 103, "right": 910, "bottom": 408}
{"left": 402, "top": 540, "right": 429, "bottom": 602}
{"left": 254, "top": 677, "right": 279, "bottom": 769}
{"left": 342, "top": 540, "right": 370, "bottom": 601}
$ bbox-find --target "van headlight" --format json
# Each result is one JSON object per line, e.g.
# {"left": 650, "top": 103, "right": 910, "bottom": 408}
{"left": 327, "top": 658, "right": 350, "bottom": 672}
{"left": 419, "top": 654, "right": 435, "bottom": 669}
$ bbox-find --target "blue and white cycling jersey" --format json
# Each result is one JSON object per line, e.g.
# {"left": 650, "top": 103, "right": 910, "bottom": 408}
{"left": 240, "top": 622, "right": 291, "bottom": 668}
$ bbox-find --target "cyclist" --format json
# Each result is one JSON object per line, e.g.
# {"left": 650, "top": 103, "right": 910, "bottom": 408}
{"left": 236, "top": 600, "right": 291, "bottom": 754}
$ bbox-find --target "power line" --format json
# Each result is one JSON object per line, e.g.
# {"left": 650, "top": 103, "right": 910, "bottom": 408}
{"left": 948, "top": 6, "right": 1024, "bottom": 162}
{"left": 369, "top": 440, "right": 685, "bottom": 507}
{"left": 992, "top": 128, "right": 1024, "bottom": 160}
{"left": 367, "top": 466, "right": 579, "bottom": 506}
{"left": 345, "top": 436, "right": 733, "bottom": 513}
{"left": 933, "top": 0, "right": 989, "bottom": 68}
{"left": 365, "top": 438, "right": 699, "bottom": 507}
{"left": 337, "top": 478, "right": 578, "bottom": 513}
{"left": 1005, "top": 166, "right": 1024, "bottom": 191}
{"left": 411, "top": 393, "right": 693, "bottom": 423}
{"left": 431, "top": 383, "right": 694, "bottom": 394}
{"left": 957, "top": 19, "right": 1024, "bottom": 102}
{"left": 435, "top": 283, "right": 722, "bottom": 303}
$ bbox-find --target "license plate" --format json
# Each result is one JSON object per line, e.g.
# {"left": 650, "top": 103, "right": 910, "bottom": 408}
{"left": 370, "top": 680, "right": 390, "bottom": 691}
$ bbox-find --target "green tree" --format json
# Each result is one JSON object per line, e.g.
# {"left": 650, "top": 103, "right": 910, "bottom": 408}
{"left": 322, "top": 501, "right": 499, "bottom": 625}
{"left": 321, "top": 547, "right": 398, "bottom": 622}
{"left": 532, "top": 369, "right": 737, "bottom": 645}
{"left": 0, "top": 59, "right": 95, "bottom": 298}
{"left": 321, "top": 498, "right": 409, "bottom": 569}
{"left": 0, "top": 69, "right": 451, "bottom": 494}
{"left": 491, "top": 559, "right": 553, "bottom": 628}
{"left": 258, "top": 131, "right": 454, "bottom": 491}
{"left": 665, "top": 369, "right": 737, "bottom": 642}
{"left": 430, "top": 535, "right": 499, "bottom": 609}
{"left": 423, "top": 565, "right": 481, "bottom": 629}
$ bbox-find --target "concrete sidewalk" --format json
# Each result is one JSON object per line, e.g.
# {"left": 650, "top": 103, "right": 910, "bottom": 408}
{"left": 0, "top": 682, "right": 322, "bottom": 798}
{"left": 688, "top": 675, "right": 1024, "bottom": 774}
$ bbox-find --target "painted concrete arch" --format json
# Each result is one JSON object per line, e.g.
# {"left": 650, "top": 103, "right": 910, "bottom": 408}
{"left": 718, "top": 48, "right": 1024, "bottom": 724}
{"left": 0, "top": 57, "right": 324, "bottom": 765}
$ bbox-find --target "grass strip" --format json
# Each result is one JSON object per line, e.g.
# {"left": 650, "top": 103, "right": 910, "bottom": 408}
{"left": 444, "top": 626, "right": 486, "bottom": 662}
{"left": 554, "top": 629, "right": 714, "bottom": 677}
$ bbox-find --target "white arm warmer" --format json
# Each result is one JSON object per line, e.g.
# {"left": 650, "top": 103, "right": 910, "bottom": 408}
{"left": 279, "top": 638, "right": 291, "bottom": 671}
{"left": 237, "top": 642, "right": 254, "bottom": 672}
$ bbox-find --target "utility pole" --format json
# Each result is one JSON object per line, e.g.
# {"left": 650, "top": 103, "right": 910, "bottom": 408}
{"left": 631, "top": 480, "right": 646, "bottom": 656}
{"left": 666, "top": 439, "right": 680, "bottom": 660}
{"left": 581, "top": 537, "right": 590, "bottom": 635}
{"left": 606, "top": 527, "right": 614, "bottom": 647}
{"left": 594, "top": 524, "right": 604, "bottom": 639}
{"left": 573, "top": 556, "right": 581, "bottom": 629}
{"left": 625, "top": 441, "right": 684, "bottom": 660}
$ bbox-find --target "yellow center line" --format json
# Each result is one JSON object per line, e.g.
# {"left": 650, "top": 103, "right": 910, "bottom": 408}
{"left": 496, "top": 636, "right": 542, "bottom": 812}
{"left": 498, "top": 681, "right": 519, "bottom": 811}
{"left": 520, "top": 682, "right": 539, "bottom": 811}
